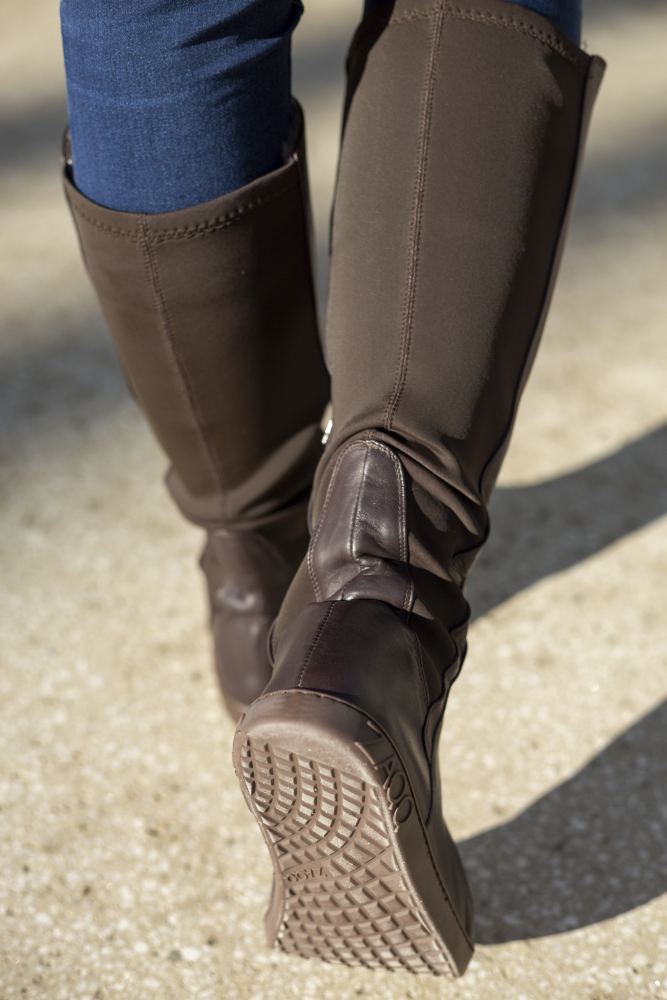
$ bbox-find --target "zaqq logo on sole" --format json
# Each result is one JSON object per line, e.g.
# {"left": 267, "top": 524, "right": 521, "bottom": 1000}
{"left": 373, "top": 752, "right": 414, "bottom": 830}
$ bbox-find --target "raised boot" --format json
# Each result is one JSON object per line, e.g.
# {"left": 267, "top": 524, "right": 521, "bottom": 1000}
{"left": 233, "top": 0, "right": 605, "bottom": 976}
{"left": 63, "top": 102, "right": 330, "bottom": 720}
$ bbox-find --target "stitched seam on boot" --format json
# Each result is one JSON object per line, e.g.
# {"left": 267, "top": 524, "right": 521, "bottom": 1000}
{"left": 411, "top": 631, "right": 430, "bottom": 730}
{"left": 344, "top": 445, "right": 371, "bottom": 600}
{"left": 65, "top": 176, "right": 296, "bottom": 243}
{"left": 383, "top": 4, "right": 444, "bottom": 433}
{"left": 296, "top": 601, "right": 337, "bottom": 688}
{"left": 390, "top": 448, "right": 415, "bottom": 613}
{"left": 389, "top": 2, "right": 584, "bottom": 68}
{"left": 292, "top": 127, "right": 322, "bottom": 352}
{"left": 150, "top": 178, "right": 296, "bottom": 242}
{"left": 359, "top": 440, "right": 413, "bottom": 613}
{"left": 64, "top": 197, "right": 141, "bottom": 242}
{"left": 138, "top": 216, "right": 228, "bottom": 513}
{"left": 377, "top": 442, "right": 414, "bottom": 614}
{"left": 307, "top": 439, "right": 369, "bottom": 600}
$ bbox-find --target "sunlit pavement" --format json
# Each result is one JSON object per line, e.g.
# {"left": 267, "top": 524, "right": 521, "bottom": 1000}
{"left": 1, "top": 2, "right": 666, "bottom": 998}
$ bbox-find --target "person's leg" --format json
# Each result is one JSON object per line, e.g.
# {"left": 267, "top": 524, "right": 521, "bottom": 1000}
{"left": 234, "top": 0, "right": 604, "bottom": 977}
{"left": 59, "top": 2, "right": 330, "bottom": 718}
{"left": 60, "top": 0, "right": 302, "bottom": 212}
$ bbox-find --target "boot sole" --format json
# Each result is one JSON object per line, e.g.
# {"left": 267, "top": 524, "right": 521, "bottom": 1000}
{"left": 232, "top": 690, "right": 473, "bottom": 977}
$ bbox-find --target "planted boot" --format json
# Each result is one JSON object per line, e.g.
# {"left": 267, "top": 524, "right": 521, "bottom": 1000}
{"left": 63, "top": 102, "right": 330, "bottom": 720}
{"left": 233, "top": 1, "right": 605, "bottom": 976}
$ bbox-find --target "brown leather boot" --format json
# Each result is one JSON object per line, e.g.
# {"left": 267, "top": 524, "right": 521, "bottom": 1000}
{"left": 63, "top": 101, "right": 330, "bottom": 721}
{"left": 233, "top": 1, "right": 605, "bottom": 976}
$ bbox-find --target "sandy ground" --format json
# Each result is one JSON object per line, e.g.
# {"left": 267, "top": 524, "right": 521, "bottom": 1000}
{"left": 1, "top": 2, "right": 666, "bottom": 998}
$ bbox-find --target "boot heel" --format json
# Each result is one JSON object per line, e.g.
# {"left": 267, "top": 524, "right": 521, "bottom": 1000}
{"left": 232, "top": 690, "right": 473, "bottom": 977}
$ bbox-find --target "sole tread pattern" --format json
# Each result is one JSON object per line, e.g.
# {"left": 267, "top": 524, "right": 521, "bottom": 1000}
{"left": 239, "top": 736, "right": 454, "bottom": 976}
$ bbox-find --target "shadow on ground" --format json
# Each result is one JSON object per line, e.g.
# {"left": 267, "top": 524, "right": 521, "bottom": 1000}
{"left": 460, "top": 699, "right": 667, "bottom": 942}
{"left": 466, "top": 422, "right": 667, "bottom": 620}
{"left": 0, "top": 316, "right": 127, "bottom": 466}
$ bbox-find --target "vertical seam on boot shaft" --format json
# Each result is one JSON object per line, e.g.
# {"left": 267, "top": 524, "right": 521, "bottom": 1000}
{"left": 387, "top": 2, "right": 588, "bottom": 70}
{"left": 392, "top": 452, "right": 415, "bottom": 614}
{"left": 295, "top": 601, "right": 337, "bottom": 688}
{"left": 307, "top": 439, "right": 368, "bottom": 600}
{"left": 308, "top": 438, "right": 368, "bottom": 600}
{"left": 292, "top": 118, "right": 322, "bottom": 335}
{"left": 381, "top": 0, "right": 590, "bottom": 433}
{"left": 344, "top": 446, "right": 370, "bottom": 599}
{"left": 412, "top": 631, "right": 431, "bottom": 733}
{"left": 383, "top": 5, "right": 445, "bottom": 432}
{"left": 137, "top": 216, "right": 229, "bottom": 511}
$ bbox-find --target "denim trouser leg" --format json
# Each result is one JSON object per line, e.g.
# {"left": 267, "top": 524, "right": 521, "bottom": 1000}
{"left": 60, "top": 0, "right": 304, "bottom": 212}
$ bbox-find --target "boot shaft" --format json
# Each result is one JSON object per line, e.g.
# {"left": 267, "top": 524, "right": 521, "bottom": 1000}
{"left": 320, "top": 0, "right": 605, "bottom": 582}
{"left": 63, "top": 101, "right": 330, "bottom": 535}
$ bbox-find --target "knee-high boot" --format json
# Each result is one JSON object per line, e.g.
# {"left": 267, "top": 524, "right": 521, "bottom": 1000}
{"left": 63, "top": 102, "right": 330, "bottom": 720}
{"left": 233, "top": 1, "right": 604, "bottom": 976}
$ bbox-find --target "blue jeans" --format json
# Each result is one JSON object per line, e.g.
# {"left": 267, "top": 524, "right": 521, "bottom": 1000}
{"left": 60, "top": 0, "right": 583, "bottom": 214}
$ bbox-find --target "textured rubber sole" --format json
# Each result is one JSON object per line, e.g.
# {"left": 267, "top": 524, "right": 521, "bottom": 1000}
{"left": 232, "top": 691, "right": 473, "bottom": 977}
